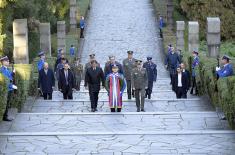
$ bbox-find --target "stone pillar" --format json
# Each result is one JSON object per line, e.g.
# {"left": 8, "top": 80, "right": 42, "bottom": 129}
{"left": 57, "top": 21, "right": 66, "bottom": 51}
{"left": 207, "top": 17, "right": 220, "bottom": 57}
{"left": 13, "top": 19, "right": 29, "bottom": 64}
{"left": 167, "top": 0, "right": 174, "bottom": 30}
{"left": 176, "top": 21, "right": 185, "bottom": 51}
{"left": 70, "top": 0, "right": 77, "bottom": 30}
{"left": 39, "top": 23, "right": 51, "bottom": 56}
{"left": 188, "top": 21, "right": 199, "bottom": 52}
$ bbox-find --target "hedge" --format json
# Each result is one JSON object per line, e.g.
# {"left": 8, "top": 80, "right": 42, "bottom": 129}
{"left": 0, "top": 74, "right": 7, "bottom": 120}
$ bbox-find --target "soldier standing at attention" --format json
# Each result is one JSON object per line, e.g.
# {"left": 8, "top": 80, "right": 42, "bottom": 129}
{"left": 216, "top": 55, "right": 234, "bottom": 78}
{"left": 190, "top": 51, "right": 199, "bottom": 95}
{"left": 131, "top": 60, "right": 148, "bottom": 112}
{"left": 123, "top": 51, "right": 137, "bottom": 99}
{"left": 71, "top": 57, "right": 83, "bottom": 91}
{"left": 143, "top": 57, "right": 157, "bottom": 99}
{"left": 0, "top": 56, "right": 18, "bottom": 121}
{"left": 37, "top": 51, "right": 46, "bottom": 71}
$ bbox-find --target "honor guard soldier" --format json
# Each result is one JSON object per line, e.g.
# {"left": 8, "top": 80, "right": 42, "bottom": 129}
{"left": 216, "top": 55, "right": 234, "bottom": 78}
{"left": 123, "top": 51, "right": 137, "bottom": 99}
{"left": 143, "top": 57, "right": 157, "bottom": 99}
{"left": 37, "top": 51, "right": 46, "bottom": 71}
{"left": 131, "top": 60, "right": 148, "bottom": 112}
{"left": 0, "top": 56, "right": 18, "bottom": 121}
{"left": 71, "top": 57, "right": 84, "bottom": 91}
{"left": 190, "top": 50, "right": 200, "bottom": 95}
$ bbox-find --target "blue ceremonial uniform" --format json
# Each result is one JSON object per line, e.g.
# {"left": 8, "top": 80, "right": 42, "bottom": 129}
{"left": 190, "top": 55, "right": 199, "bottom": 95}
{"left": 217, "top": 64, "right": 234, "bottom": 78}
{"left": 37, "top": 59, "right": 45, "bottom": 71}
{"left": 143, "top": 60, "right": 157, "bottom": 99}
{"left": 192, "top": 56, "right": 199, "bottom": 77}
{"left": 0, "top": 66, "right": 14, "bottom": 91}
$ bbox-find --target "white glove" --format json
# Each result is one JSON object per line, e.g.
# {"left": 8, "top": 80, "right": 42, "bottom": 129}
{"left": 12, "top": 85, "right": 18, "bottom": 90}
{"left": 72, "top": 88, "right": 76, "bottom": 92}
{"left": 216, "top": 67, "right": 221, "bottom": 71}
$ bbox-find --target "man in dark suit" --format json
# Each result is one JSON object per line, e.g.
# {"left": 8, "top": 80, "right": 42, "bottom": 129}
{"left": 180, "top": 63, "right": 191, "bottom": 89}
{"left": 58, "top": 63, "right": 75, "bottom": 99}
{"left": 172, "top": 66, "right": 189, "bottom": 99}
{"left": 85, "top": 60, "right": 105, "bottom": 112}
{"left": 38, "top": 62, "right": 55, "bottom": 100}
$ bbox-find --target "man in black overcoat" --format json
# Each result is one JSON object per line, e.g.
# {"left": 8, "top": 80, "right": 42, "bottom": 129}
{"left": 85, "top": 60, "right": 105, "bottom": 112}
{"left": 58, "top": 63, "right": 75, "bottom": 99}
{"left": 38, "top": 62, "right": 55, "bottom": 100}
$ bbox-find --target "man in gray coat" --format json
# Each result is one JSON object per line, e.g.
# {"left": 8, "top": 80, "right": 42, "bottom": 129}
{"left": 131, "top": 60, "right": 148, "bottom": 112}
{"left": 122, "top": 51, "right": 137, "bottom": 99}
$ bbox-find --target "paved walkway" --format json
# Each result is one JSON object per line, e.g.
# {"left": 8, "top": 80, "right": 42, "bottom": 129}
{"left": 0, "top": 0, "right": 235, "bottom": 154}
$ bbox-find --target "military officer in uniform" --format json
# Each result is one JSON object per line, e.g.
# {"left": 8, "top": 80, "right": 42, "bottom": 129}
{"left": 85, "top": 54, "right": 100, "bottom": 72}
{"left": 131, "top": 60, "right": 148, "bottom": 112}
{"left": 190, "top": 51, "right": 199, "bottom": 95}
{"left": 123, "top": 51, "right": 137, "bottom": 99}
{"left": 37, "top": 51, "right": 46, "bottom": 71}
{"left": 0, "top": 56, "right": 18, "bottom": 121}
{"left": 216, "top": 55, "right": 234, "bottom": 78}
{"left": 71, "top": 57, "right": 83, "bottom": 91}
{"left": 143, "top": 57, "right": 157, "bottom": 99}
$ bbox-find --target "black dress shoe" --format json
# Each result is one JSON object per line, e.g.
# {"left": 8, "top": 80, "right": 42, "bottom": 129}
{"left": 141, "top": 109, "right": 145, "bottom": 112}
{"left": 3, "top": 117, "right": 13, "bottom": 121}
{"left": 137, "top": 109, "right": 140, "bottom": 112}
{"left": 148, "top": 95, "right": 151, "bottom": 99}
{"left": 91, "top": 109, "right": 95, "bottom": 112}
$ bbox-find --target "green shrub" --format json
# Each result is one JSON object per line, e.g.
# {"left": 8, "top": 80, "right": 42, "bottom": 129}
{"left": 8, "top": 64, "right": 32, "bottom": 112}
{"left": 0, "top": 74, "right": 7, "bottom": 120}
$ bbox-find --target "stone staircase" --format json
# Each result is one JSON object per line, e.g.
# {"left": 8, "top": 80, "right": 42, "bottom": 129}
{"left": 0, "top": 0, "right": 235, "bottom": 154}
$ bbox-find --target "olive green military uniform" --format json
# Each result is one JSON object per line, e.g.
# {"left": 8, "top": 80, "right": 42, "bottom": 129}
{"left": 71, "top": 63, "right": 83, "bottom": 91}
{"left": 131, "top": 67, "right": 148, "bottom": 111}
{"left": 123, "top": 58, "right": 137, "bottom": 99}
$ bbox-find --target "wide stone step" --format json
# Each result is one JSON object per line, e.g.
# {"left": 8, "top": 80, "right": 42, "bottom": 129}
{"left": 51, "top": 90, "right": 199, "bottom": 100}
{"left": 0, "top": 112, "right": 229, "bottom": 133}
{"left": 0, "top": 132, "right": 235, "bottom": 154}
{"left": 22, "top": 98, "right": 213, "bottom": 113}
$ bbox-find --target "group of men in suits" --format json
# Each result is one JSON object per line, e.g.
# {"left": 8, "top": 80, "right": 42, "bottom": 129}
{"left": 38, "top": 51, "right": 76, "bottom": 100}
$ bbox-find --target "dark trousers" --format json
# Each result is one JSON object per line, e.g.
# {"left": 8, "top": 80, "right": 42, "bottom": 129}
{"left": 80, "top": 28, "right": 84, "bottom": 38}
{"left": 110, "top": 108, "right": 122, "bottom": 112}
{"left": 89, "top": 91, "right": 99, "bottom": 109}
{"left": 63, "top": 85, "right": 73, "bottom": 100}
{"left": 176, "top": 87, "right": 187, "bottom": 99}
{"left": 190, "top": 77, "right": 198, "bottom": 95}
{"left": 135, "top": 89, "right": 145, "bottom": 110}
{"left": 145, "top": 81, "right": 153, "bottom": 99}
{"left": 3, "top": 91, "right": 13, "bottom": 119}
{"left": 126, "top": 80, "right": 132, "bottom": 99}
{"left": 43, "top": 93, "right": 52, "bottom": 100}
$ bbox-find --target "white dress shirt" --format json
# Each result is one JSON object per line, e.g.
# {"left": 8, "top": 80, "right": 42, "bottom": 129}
{"left": 178, "top": 73, "right": 182, "bottom": 87}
